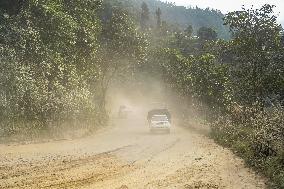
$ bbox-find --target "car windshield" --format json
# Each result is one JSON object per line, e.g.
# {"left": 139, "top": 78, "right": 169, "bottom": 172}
{"left": 151, "top": 115, "right": 168, "bottom": 121}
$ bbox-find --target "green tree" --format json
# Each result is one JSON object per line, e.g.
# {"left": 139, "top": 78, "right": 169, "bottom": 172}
{"left": 155, "top": 7, "right": 162, "bottom": 29}
{"left": 140, "top": 2, "right": 150, "bottom": 30}
{"left": 184, "top": 25, "right": 193, "bottom": 38}
{"left": 197, "top": 27, "right": 218, "bottom": 41}
{"left": 0, "top": 0, "right": 24, "bottom": 15}
{"left": 0, "top": 0, "right": 103, "bottom": 134}
{"left": 99, "top": 5, "right": 148, "bottom": 109}
{"left": 154, "top": 49, "right": 231, "bottom": 115}
{"left": 224, "top": 4, "right": 284, "bottom": 104}
{"left": 280, "top": 31, "right": 284, "bottom": 46}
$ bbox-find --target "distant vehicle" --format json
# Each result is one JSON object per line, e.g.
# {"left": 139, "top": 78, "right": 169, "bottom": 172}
{"left": 149, "top": 114, "right": 171, "bottom": 133}
{"left": 118, "top": 105, "right": 128, "bottom": 119}
{"left": 147, "top": 109, "right": 171, "bottom": 133}
{"left": 147, "top": 109, "right": 171, "bottom": 122}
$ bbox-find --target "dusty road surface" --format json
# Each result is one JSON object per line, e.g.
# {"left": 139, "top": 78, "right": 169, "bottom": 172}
{"left": 0, "top": 116, "right": 267, "bottom": 189}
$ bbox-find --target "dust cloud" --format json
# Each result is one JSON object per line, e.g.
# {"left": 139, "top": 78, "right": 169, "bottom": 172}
{"left": 106, "top": 78, "right": 168, "bottom": 118}
{"left": 0, "top": 77, "right": 266, "bottom": 189}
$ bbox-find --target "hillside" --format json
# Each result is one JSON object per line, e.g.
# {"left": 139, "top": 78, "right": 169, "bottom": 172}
{"left": 125, "top": 0, "right": 231, "bottom": 39}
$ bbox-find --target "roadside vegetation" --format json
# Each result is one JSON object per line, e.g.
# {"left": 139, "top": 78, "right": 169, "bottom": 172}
{"left": 0, "top": 0, "right": 147, "bottom": 140}
{"left": 147, "top": 4, "right": 284, "bottom": 188}
{"left": 0, "top": 0, "right": 283, "bottom": 188}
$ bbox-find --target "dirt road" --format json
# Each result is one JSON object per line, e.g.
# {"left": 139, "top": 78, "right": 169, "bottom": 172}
{"left": 0, "top": 116, "right": 266, "bottom": 189}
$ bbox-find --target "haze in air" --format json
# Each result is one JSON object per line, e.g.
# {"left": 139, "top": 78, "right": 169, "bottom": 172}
{"left": 0, "top": 0, "right": 283, "bottom": 188}
{"left": 163, "top": 0, "right": 284, "bottom": 25}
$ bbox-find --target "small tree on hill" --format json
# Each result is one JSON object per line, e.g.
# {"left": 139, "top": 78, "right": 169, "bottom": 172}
{"left": 156, "top": 7, "right": 162, "bottom": 29}
{"left": 184, "top": 25, "right": 193, "bottom": 37}
{"left": 141, "top": 2, "right": 150, "bottom": 31}
{"left": 197, "top": 27, "right": 218, "bottom": 41}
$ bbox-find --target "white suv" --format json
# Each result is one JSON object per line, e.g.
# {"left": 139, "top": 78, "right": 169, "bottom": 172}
{"left": 149, "top": 115, "right": 171, "bottom": 133}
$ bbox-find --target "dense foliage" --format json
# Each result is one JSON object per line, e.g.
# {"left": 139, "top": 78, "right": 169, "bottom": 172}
{"left": 124, "top": 0, "right": 231, "bottom": 39}
{"left": 147, "top": 4, "right": 284, "bottom": 188}
{"left": 0, "top": 0, "right": 146, "bottom": 139}
{"left": 1, "top": 0, "right": 283, "bottom": 187}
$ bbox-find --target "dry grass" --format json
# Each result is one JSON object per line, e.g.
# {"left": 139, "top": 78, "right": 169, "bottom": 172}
{"left": 211, "top": 106, "right": 284, "bottom": 188}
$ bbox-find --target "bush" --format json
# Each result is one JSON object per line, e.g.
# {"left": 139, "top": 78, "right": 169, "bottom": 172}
{"left": 211, "top": 106, "right": 284, "bottom": 188}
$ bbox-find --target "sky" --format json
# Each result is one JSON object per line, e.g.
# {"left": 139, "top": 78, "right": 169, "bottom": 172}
{"left": 161, "top": 0, "right": 284, "bottom": 25}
